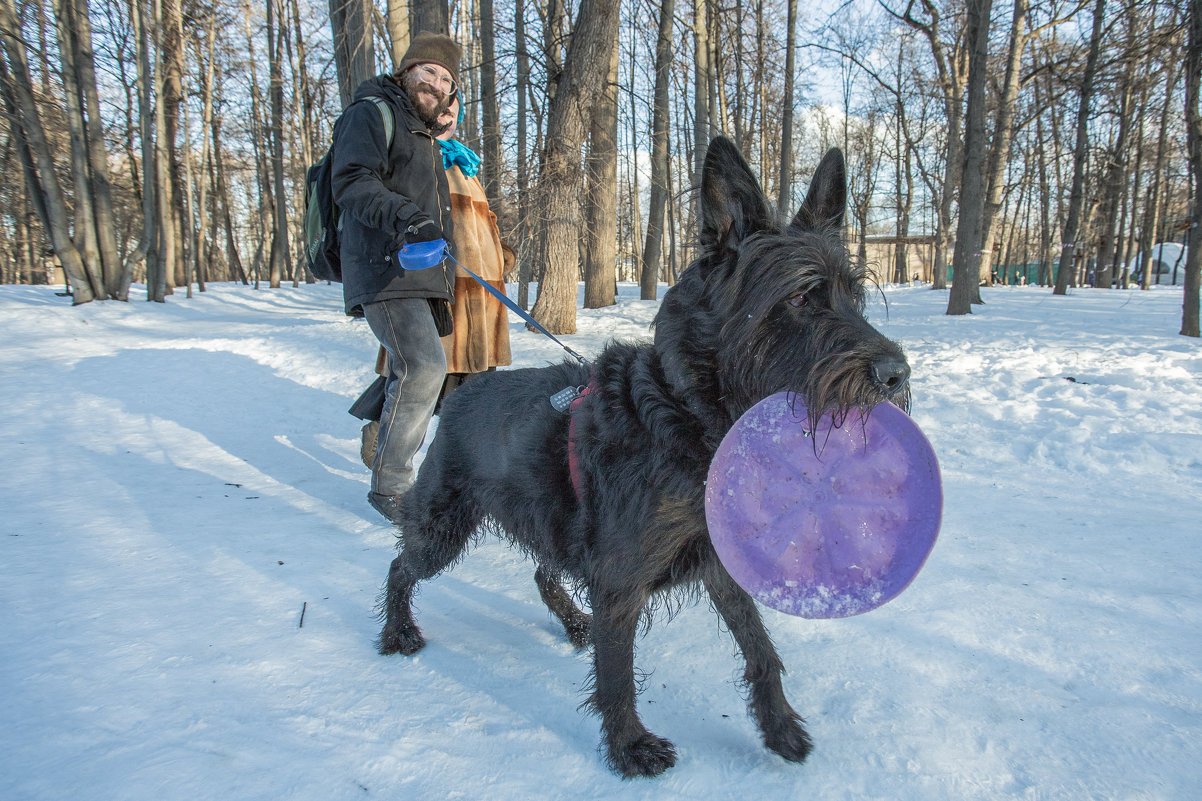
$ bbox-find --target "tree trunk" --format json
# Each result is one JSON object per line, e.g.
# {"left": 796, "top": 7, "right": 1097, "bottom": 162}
{"left": 1094, "top": 6, "right": 1140, "bottom": 290}
{"left": 53, "top": 0, "right": 107, "bottom": 298}
{"left": 755, "top": 0, "right": 767, "bottom": 184}
{"left": 624, "top": 44, "right": 643, "bottom": 281}
{"left": 329, "top": 0, "right": 375, "bottom": 108}
{"left": 778, "top": 0, "right": 797, "bottom": 213}
{"left": 213, "top": 121, "right": 247, "bottom": 285}
{"left": 124, "top": 0, "right": 157, "bottom": 295}
{"left": 192, "top": 8, "right": 216, "bottom": 287}
{"left": 641, "top": 0, "right": 674, "bottom": 301}
{"left": 1033, "top": 54, "right": 1054, "bottom": 285}
{"left": 386, "top": 0, "right": 409, "bottom": 66}
{"left": 947, "top": 0, "right": 991, "bottom": 315}
{"left": 1182, "top": 0, "right": 1201, "bottom": 336}
{"left": 0, "top": 0, "right": 95, "bottom": 303}
{"left": 1054, "top": 0, "right": 1106, "bottom": 296}
{"left": 267, "top": 0, "right": 289, "bottom": 288}
{"left": 893, "top": 38, "right": 912, "bottom": 284}
{"left": 410, "top": 0, "right": 448, "bottom": 35}
{"left": 894, "top": 139, "right": 913, "bottom": 283}
{"left": 1140, "top": 58, "right": 1178, "bottom": 290}
{"left": 693, "top": 0, "right": 711, "bottom": 199}
{"left": 478, "top": 0, "right": 504, "bottom": 228}
{"left": 529, "top": 0, "right": 622, "bottom": 334}
{"left": 895, "top": 1, "right": 965, "bottom": 293}
{"left": 180, "top": 52, "right": 197, "bottom": 296}
{"left": 978, "top": 0, "right": 1028, "bottom": 288}
{"left": 583, "top": 33, "right": 619, "bottom": 309}
{"left": 516, "top": 3, "right": 531, "bottom": 307}
{"left": 160, "top": 0, "right": 187, "bottom": 289}
{"left": 543, "top": 0, "right": 565, "bottom": 102}
{"left": 63, "top": 0, "right": 124, "bottom": 298}
{"left": 243, "top": 0, "right": 272, "bottom": 287}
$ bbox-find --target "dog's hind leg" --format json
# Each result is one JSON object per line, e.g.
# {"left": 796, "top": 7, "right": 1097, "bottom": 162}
{"left": 534, "top": 565, "right": 591, "bottom": 649}
{"left": 377, "top": 492, "right": 483, "bottom": 656}
{"left": 588, "top": 583, "right": 677, "bottom": 778}
{"left": 703, "top": 568, "right": 813, "bottom": 765}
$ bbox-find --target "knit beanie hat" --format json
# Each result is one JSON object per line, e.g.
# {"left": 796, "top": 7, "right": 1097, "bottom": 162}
{"left": 396, "top": 31, "right": 462, "bottom": 93}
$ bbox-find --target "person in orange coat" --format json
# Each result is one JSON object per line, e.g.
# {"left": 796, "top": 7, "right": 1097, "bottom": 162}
{"left": 434, "top": 94, "right": 512, "bottom": 403}
{"left": 351, "top": 94, "right": 512, "bottom": 468}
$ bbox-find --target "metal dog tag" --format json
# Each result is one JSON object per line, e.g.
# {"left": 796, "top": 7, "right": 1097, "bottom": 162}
{"left": 549, "top": 385, "right": 584, "bottom": 413}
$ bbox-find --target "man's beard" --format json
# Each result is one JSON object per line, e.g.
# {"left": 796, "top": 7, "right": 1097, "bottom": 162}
{"left": 402, "top": 71, "right": 450, "bottom": 128}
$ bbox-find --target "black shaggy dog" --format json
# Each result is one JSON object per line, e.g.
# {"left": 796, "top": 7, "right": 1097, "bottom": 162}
{"left": 377, "top": 136, "right": 911, "bottom": 778}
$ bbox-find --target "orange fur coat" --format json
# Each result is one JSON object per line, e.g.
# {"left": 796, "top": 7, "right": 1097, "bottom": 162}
{"left": 441, "top": 166, "right": 512, "bottom": 373}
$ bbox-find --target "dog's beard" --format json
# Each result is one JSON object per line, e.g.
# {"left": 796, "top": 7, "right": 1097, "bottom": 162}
{"left": 715, "top": 273, "right": 911, "bottom": 433}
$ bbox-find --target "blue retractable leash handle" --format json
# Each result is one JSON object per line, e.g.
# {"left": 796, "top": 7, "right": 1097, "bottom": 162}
{"left": 397, "top": 239, "right": 587, "bottom": 366}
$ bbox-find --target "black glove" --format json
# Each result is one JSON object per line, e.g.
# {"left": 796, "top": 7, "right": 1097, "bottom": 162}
{"left": 405, "top": 217, "right": 443, "bottom": 244}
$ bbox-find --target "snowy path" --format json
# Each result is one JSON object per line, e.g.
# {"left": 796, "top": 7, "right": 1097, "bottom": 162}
{"left": 1, "top": 282, "right": 1199, "bottom": 800}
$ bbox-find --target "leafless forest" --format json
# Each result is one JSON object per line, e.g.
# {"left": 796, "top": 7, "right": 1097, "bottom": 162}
{"left": 0, "top": 0, "right": 1198, "bottom": 330}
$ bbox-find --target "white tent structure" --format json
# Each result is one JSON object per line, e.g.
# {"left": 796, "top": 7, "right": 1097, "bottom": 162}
{"left": 1128, "top": 242, "right": 1190, "bottom": 285}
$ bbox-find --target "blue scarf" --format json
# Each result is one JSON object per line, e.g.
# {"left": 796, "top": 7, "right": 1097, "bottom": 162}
{"left": 439, "top": 138, "right": 482, "bottom": 178}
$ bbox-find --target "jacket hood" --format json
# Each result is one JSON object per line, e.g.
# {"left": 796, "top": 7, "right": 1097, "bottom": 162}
{"left": 352, "top": 75, "right": 424, "bottom": 129}
{"left": 353, "top": 74, "right": 399, "bottom": 102}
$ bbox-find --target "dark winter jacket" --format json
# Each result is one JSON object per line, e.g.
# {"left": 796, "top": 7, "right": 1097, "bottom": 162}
{"left": 331, "top": 74, "right": 455, "bottom": 316}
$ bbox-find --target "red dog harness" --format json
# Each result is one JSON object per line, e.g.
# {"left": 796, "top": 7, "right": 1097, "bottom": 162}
{"left": 566, "top": 381, "right": 596, "bottom": 503}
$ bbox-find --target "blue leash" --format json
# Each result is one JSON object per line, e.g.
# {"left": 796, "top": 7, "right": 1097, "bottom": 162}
{"left": 398, "top": 240, "right": 587, "bottom": 366}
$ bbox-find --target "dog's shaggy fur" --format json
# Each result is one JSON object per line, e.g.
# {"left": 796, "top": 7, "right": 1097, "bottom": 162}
{"left": 377, "top": 137, "right": 911, "bottom": 778}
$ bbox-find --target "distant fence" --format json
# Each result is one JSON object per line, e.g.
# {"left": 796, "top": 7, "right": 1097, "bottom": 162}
{"left": 947, "top": 262, "right": 1045, "bottom": 285}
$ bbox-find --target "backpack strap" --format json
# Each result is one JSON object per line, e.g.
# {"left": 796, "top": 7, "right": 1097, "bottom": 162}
{"left": 368, "top": 96, "right": 394, "bottom": 149}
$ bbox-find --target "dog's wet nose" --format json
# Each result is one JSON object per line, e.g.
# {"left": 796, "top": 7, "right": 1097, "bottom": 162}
{"left": 871, "top": 358, "right": 910, "bottom": 392}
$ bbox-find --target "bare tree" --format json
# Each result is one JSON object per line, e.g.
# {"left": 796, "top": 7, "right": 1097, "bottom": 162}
{"left": 329, "top": 0, "right": 374, "bottom": 107}
{"left": 515, "top": 2, "right": 532, "bottom": 306}
{"left": 1093, "top": 0, "right": 1140, "bottom": 289}
{"left": 976, "top": 0, "right": 1031, "bottom": 288}
{"left": 846, "top": 110, "right": 883, "bottom": 273}
{"left": 583, "top": 34, "right": 620, "bottom": 309}
{"left": 1139, "top": 52, "right": 1180, "bottom": 290}
{"left": 947, "top": 0, "right": 991, "bottom": 315}
{"left": 693, "top": 0, "right": 711, "bottom": 193}
{"left": 778, "top": 0, "right": 797, "bottom": 213}
{"left": 1054, "top": 0, "right": 1106, "bottom": 295}
{"left": 1182, "top": 0, "right": 1200, "bottom": 336}
{"left": 641, "top": 0, "right": 674, "bottom": 301}
{"left": 0, "top": 0, "right": 97, "bottom": 301}
{"left": 478, "top": 0, "right": 504, "bottom": 226}
{"left": 57, "top": 0, "right": 124, "bottom": 298}
{"left": 386, "top": 0, "right": 409, "bottom": 65}
{"left": 887, "top": 0, "right": 969, "bottom": 295}
{"left": 267, "top": 0, "right": 289, "bottom": 288}
{"left": 410, "top": 0, "right": 448, "bottom": 34}
{"left": 529, "top": 0, "right": 622, "bottom": 334}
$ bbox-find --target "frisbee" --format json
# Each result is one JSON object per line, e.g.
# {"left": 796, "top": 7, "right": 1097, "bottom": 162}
{"left": 704, "top": 393, "right": 941, "bottom": 619}
{"left": 397, "top": 238, "right": 449, "bottom": 270}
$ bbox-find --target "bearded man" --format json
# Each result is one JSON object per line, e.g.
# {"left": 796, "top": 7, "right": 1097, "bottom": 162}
{"left": 331, "top": 31, "right": 463, "bottom": 523}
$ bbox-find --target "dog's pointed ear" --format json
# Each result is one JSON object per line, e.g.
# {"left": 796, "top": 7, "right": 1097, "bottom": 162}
{"left": 791, "top": 148, "right": 846, "bottom": 232}
{"left": 699, "top": 136, "right": 773, "bottom": 258}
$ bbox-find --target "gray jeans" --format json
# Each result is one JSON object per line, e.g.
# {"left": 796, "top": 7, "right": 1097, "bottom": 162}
{"left": 362, "top": 298, "right": 447, "bottom": 496}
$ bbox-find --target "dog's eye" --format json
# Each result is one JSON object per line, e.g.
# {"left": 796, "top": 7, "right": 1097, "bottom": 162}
{"left": 787, "top": 292, "right": 807, "bottom": 309}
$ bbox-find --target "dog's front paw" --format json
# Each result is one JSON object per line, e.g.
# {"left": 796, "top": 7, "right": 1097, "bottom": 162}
{"left": 377, "top": 622, "right": 425, "bottom": 656}
{"left": 607, "top": 732, "right": 677, "bottom": 778}
{"left": 762, "top": 714, "right": 813, "bottom": 764}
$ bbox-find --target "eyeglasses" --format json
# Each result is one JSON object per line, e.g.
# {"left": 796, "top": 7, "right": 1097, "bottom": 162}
{"left": 413, "top": 63, "right": 456, "bottom": 94}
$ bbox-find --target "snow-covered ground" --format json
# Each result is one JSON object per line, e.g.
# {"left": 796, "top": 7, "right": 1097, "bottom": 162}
{"left": 1, "top": 280, "right": 1199, "bottom": 800}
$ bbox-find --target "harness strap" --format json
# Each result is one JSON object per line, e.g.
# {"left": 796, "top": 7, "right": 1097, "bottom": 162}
{"left": 566, "top": 381, "right": 596, "bottom": 503}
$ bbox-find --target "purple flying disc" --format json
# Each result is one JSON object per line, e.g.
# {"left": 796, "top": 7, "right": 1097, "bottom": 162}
{"left": 704, "top": 393, "right": 941, "bottom": 619}
{"left": 397, "top": 238, "right": 449, "bottom": 270}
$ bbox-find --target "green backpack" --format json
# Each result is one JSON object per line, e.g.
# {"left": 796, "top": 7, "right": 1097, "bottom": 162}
{"left": 303, "top": 97, "right": 394, "bottom": 282}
